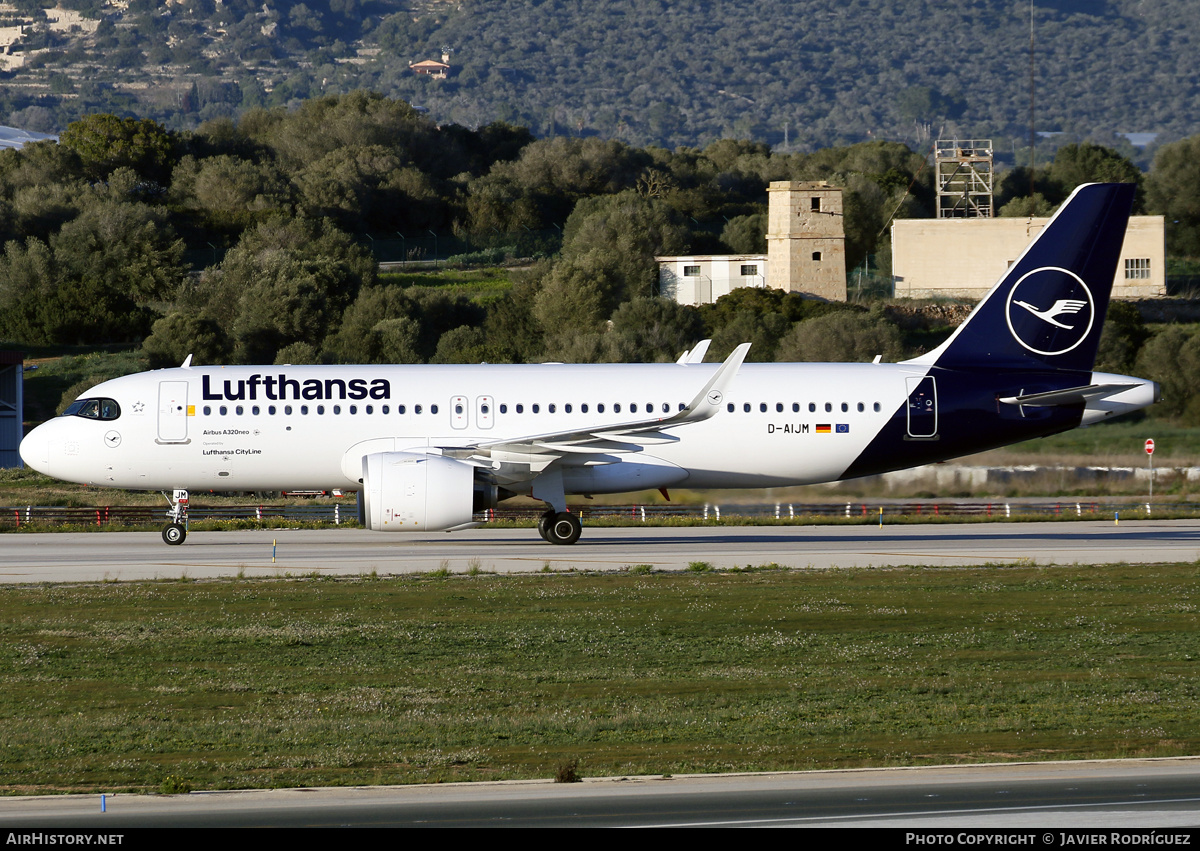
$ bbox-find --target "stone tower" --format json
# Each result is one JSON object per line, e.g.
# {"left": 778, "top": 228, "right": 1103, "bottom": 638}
{"left": 766, "top": 181, "right": 847, "bottom": 301}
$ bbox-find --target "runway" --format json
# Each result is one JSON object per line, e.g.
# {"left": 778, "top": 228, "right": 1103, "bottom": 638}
{"left": 3, "top": 758, "right": 1200, "bottom": 827}
{"left": 2, "top": 518, "right": 1199, "bottom": 582}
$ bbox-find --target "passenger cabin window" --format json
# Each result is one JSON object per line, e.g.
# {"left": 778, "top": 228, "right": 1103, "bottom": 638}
{"left": 63, "top": 398, "right": 121, "bottom": 421}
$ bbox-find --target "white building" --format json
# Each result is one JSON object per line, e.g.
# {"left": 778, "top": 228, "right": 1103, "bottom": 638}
{"left": 656, "top": 255, "right": 767, "bottom": 305}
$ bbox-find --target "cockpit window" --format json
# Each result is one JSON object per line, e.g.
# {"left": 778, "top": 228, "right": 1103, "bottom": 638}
{"left": 62, "top": 398, "right": 121, "bottom": 421}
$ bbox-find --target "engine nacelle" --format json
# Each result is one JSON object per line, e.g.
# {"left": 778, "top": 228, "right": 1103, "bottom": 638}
{"left": 361, "top": 452, "right": 496, "bottom": 532}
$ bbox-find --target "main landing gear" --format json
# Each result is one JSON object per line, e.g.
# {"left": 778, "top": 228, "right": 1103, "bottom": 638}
{"left": 162, "top": 489, "right": 188, "bottom": 546}
{"left": 537, "top": 509, "right": 581, "bottom": 545}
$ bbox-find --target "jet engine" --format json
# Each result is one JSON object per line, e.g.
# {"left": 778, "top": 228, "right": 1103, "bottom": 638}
{"left": 361, "top": 452, "right": 497, "bottom": 532}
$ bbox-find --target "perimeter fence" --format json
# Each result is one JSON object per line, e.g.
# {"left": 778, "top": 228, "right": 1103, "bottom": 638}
{"left": 1, "top": 500, "right": 1194, "bottom": 529}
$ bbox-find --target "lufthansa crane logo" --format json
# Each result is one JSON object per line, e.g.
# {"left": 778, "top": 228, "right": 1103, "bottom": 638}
{"left": 1004, "top": 266, "right": 1095, "bottom": 356}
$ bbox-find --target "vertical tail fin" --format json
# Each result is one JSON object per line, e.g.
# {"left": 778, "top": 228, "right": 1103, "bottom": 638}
{"left": 915, "top": 183, "right": 1136, "bottom": 372}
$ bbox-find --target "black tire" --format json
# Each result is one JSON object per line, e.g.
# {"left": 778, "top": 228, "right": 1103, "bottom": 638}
{"left": 537, "top": 510, "right": 555, "bottom": 542}
{"left": 546, "top": 511, "right": 581, "bottom": 545}
{"left": 162, "top": 523, "right": 186, "bottom": 546}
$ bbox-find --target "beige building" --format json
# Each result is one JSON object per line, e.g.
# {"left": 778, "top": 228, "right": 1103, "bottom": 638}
{"left": 892, "top": 215, "right": 1166, "bottom": 300}
{"left": 765, "top": 181, "right": 847, "bottom": 301}
{"left": 657, "top": 181, "right": 848, "bottom": 304}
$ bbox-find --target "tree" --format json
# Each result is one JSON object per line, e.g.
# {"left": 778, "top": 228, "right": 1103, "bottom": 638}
{"left": 1046, "top": 144, "right": 1144, "bottom": 210}
{"left": 1095, "top": 301, "right": 1149, "bottom": 375}
{"left": 51, "top": 199, "right": 186, "bottom": 303}
{"left": 0, "top": 196, "right": 187, "bottom": 344}
{"left": 999, "top": 193, "right": 1057, "bottom": 217}
{"left": 1148, "top": 135, "right": 1200, "bottom": 256}
{"left": 708, "top": 309, "right": 792, "bottom": 363}
{"left": 251, "top": 91, "right": 440, "bottom": 175}
{"left": 534, "top": 252, "right": 619, "bottom": 333}
{"left": 1133, "top": 326, "right": 1200, "bottom": 423}
{"left": 720, "top": 213, "right": 767, "bottom": 254}
{"left": 558, "top": 190, "right": 690, "bottom": 304}
{"left": 602, "top": 297, "right": 705, "bottom": 363}
{"left": 481, "top": 275, "right": 547, "bottom": 363}
{"left": 431, "top": 325, "right": 490, "bottom": 364}
{"left": 323, "top": 285, "right": 417, "bottom": 363}
{"left": 142, "top": 312, "right": 232, "bottom": 369}
{"left": 205, "top": 217, "right": 375, "bottom": 362}
{"left": 59, "top": 114, "right": 177, "bottom": 184}
{"left": 775, "top": 310, "right": 903, "bottom": 363}
{"left": 171, "top": 154, "right": 292, "bottom": 218}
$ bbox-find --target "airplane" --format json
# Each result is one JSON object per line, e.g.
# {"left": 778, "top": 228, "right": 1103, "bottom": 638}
{"left": 19, "top": 183, "right": 1158, "bottom": 546}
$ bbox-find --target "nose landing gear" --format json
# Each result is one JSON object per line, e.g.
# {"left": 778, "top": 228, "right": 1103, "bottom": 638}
{"left": 162, "top": 489, "right": 188, "bottom": 545}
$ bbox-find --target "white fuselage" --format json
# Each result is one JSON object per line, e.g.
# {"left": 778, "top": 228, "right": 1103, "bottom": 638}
{"left": 21, "top": 361, "right": 932, "bottom": 494}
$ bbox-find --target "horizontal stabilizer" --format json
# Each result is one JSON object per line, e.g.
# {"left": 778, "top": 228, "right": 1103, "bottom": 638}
{"left": 999, "top": 383, "right": 1137, "bottom": 407}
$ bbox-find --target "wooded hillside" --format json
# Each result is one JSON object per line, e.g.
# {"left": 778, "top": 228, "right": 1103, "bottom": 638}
{"left": 0, "top": 0, "right": 1194, "bottom": 160}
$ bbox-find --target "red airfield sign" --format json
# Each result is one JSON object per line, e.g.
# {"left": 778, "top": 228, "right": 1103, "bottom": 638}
{"left": 1146, "top": 439, "right": 1155, "bottom": 455}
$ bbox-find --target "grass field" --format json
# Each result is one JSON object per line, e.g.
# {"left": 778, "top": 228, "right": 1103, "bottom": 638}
{"left": 377, "top": 267, "right": 515, "bottom": 303}
{"left": 2, "top": 563, "right": 1198, "bottom": 794}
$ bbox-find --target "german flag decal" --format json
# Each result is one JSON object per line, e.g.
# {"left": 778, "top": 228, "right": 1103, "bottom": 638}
{"left": 815, "top": 424, "right": 832, "bottom": 433}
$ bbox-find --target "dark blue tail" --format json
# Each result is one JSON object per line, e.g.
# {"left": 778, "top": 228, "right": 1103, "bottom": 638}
{"left": 921, "top": 183, "right": 1136, "bottom": 373}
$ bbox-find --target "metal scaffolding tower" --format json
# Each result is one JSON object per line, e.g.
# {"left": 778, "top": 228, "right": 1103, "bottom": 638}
{"left": 936, "top": 139, "right": 994, "bottom": 218}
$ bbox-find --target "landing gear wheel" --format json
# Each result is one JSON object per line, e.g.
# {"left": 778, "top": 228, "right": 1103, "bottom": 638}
{"left": 537, "top": 510, "right": 555, "bottom": 542}
{"left": 545, "top": 511, "right": 581, "bottom": 545}
{"left": 162, "top": 523, "right": 186, "bottom": 546}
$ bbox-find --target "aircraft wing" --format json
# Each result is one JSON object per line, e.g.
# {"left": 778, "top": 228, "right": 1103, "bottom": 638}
{"left": 435, "top": 343, "right": 750, "bottom": 469}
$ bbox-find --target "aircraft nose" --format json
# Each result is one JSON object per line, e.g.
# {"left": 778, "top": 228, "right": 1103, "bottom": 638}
{"left": 19, "top": 424, "right": 50, "bottom": 473}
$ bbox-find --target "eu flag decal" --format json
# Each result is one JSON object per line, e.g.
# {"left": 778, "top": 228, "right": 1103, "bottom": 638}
{"left": 836, "top": 423, "right": 850, "bottom": 433}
